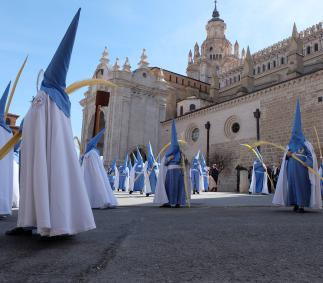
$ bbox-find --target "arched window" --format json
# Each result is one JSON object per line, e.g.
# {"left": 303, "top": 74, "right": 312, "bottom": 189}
{"left": 180, "top": 106, "right": 184, "bottom": 116}
{"left": 182, "top": 79, "right": 185, "bottom": 85}
{"left": 307, "top": 46, "right": 311, "bottom": 55}
{"left": 189, "top": 104, "right": 196, "bottom": 111}
{"left": 281, "top": 57, "right": 285, "bottom": 65}
{"left": 314, "top": 43, "right": 319, "bottom": 52}
{"left": 262, "top": 64, "right": 266, "bottom": 72}
{"left": 273, "top": 60, "right": 276, "bottom": 68}
{"left": 209, "top": 47, "right": 213, "bottom": 52}
{"left": 253, "top": 69, "right": 256, "bottom": 75}
{"left": 267, "top": 62, "right": 271, "bottom": 70}
{"left": 238, "top": 75, "right": 241, "bottom": 81}
{"left": 229, "top": 78, "right": 232, "bottom": 84}
{"left": 257, "top": 66, "right": 261, "bottom": 74}
{"left": 210, "top": 54, "right": 212, "bottom": 60}
{"left": 234, "top": 76, "right": 237, "bottom": 83}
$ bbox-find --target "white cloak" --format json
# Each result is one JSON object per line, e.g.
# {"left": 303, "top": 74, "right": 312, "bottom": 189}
{"left": 18, "top": 91, "right": 96, "bottom": 236}
{"left": 82, "top": 149, "right": 118, "bottom": 209}
{"left": 0, "top": 128, "right": 13, "bottom": 215}
{"left": 249, "top": 162, "right": 269, "bottom": 195}
{"left": 143, "top": 162, "right": 152, "bottom": 194}
{"left": 12, "top": 156, "right": 19, "bottom": 208}
{"left": 273, "top": 141, "right": 322, "bottom": 209}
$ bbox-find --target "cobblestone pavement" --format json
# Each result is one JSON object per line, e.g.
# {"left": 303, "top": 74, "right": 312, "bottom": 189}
{"left": 0, "top": 193, "right": 322, "bottom": 283}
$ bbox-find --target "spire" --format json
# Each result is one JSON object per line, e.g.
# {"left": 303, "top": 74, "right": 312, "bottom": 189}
{"left": 113, "top": 58, "right": 120, "bottom": 71}
{"left": 0, "top": 82, "right": 12, "bottom": 133}
{"left": 41, "top": 8, "right": 81, "bottom": 118}
{"left": 123, "top": 57, "right": 131, "bottom": 72}
{"left": 138, "top": 49, "right": 149, "bottom": 69}
{"left": 100, "top": 46, "right": 109, "bottom": 65}
{"left": 157, "top": 68, "right": 166, "bottom": 82}
{"left": 292, "top": 22, "right": 298, "bottom": 39}
{"left": 212, "top": 0, "right": 220, "bottom": 18}
{"left": 188, "top": 49, "right": 193, "bottom": 65}
{"left": 85, "top": 127, "right": 106, "bottom": 155}
{"left": 245, "top": 46, "right": 252, "bottom": 62}
{"left": 209, "top": 0, "right": 223, "bottom": 22}
{"left": 234, "top": 40, "right": 240, "bottom": 57}
{"left": 241, "top": 48, "right": 246, "bottom": 60}
{"left": 288, "top": 99, "right": 306, "bottom": 152}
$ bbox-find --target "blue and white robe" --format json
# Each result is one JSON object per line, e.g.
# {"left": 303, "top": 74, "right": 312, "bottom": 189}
{"left": 190, "top": 164, "right": 203, "bottom": 193}
{"left": 273, "top": 141, "right": 322, "bottom": 209}
{"left": 249, "top": 160, "right": 269, "bottom": 195}
{"left": 154, "top": 156, "right": 191, "bottom": 206}
{"left": 117, "top": 165, "right": 129, "bottom": 192}
{"left": 144, "top": 162, "right": 159, "bottom": 195}
{"left": 130, "top": 164, "right": 145, "bottom": 192}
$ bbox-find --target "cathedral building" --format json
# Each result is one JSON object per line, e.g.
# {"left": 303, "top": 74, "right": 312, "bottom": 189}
{"left": 81, "top": 1, "right": 323, "bottom": 191}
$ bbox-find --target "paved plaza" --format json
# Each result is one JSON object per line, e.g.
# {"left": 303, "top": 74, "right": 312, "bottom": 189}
{"left": 0, "top": 193, "right": 322, "bottom": 282}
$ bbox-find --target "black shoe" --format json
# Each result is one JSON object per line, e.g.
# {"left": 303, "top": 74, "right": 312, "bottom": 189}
{"left": 175, "top": 204, "right": 181, "bottom": 208}
{"left": 140, "top": 191, "right": 143, "bottom": 195}
{"left": 193, "top": 191, "right": 196, "bottom": 195}
{"left": 197, "top": 191, "right": 200, "bottom": 195}
{"left": 5, "top": 227, "right": 33, "bottom": 236}
{"left": 117, "top": 189, "right": 120, "bottom": 192}
{"left": 146, "top": 193, "right": 150, "bottom": 197}
{"left": 298, "top": 207, "right": 305, "bottom": 213}
{"left": 160, "top": 204, "right": 171, "bottom": 208}
{"left": 293, "top": 205, "right": 299, "bottom": 212}
{"left": 129, "top": 191, "right": 133, "bottom": 195}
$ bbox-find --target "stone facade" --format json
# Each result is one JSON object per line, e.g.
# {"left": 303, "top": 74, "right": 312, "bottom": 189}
{"left": 162, "top": 69, "right": 323, "bottom": 192}
{"left": 81, "top": 2, "right": 323, "bottom": 192}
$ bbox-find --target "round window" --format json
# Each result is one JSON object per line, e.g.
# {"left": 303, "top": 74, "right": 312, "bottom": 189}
{"left": 192, "top": 128, "right": 200, "bottom": 142}
{"left": 142, "top": 72, "right": 147, "bottom": 78}
{"left": 231, "top": 123, "right": 240, "bottom": 133}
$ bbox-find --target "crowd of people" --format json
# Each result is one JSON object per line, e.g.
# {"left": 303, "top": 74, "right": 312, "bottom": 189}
{"left": 0, "top": 9, "right": 322, "bottom": 239}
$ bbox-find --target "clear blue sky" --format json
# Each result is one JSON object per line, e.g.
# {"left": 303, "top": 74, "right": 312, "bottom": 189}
{"left": 0, "top": 0, "right": 322, "bottom": 137}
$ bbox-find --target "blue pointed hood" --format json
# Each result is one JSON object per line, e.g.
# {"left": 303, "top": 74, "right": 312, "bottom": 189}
{"left": 123, "top": 154, "right": 128, "bottom": 168}
{"left": 136, "top": 148, "right": 143, "bottom": 166}
{"left": 288, "top": 99, "right": 306, "bottom": 152}
{"left": 132, "top": 153, "right": 138, "bottom": 165}
{"left": 192, "top": 151, "right": 200, "bottom": 168}
{"left": 41, "top": 8, "right": 81, "bottom": 118}
{"left": 165, "top": 120, "right": 181, "bottom": 163}
{"left": 0, "top": 82, "right": 12, "bottom": 133}
{"left": 85, "top": 128, "right": 105, "bottom": 155}
{"left": 147, "top": 142, "right": 156, "bottom": 168}
{"left": 128, "top": 158, "right": 133, "bottom": 171}
{"left": 201, "top": 153, "right": 206, "bottom": 168}
{"left": 111, "top": 159, "right": 117, "bottom": 171}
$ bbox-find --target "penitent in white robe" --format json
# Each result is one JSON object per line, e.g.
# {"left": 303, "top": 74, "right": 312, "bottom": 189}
{"left": 18, "top": 91, "right": 96, "bottom": 236}
{"left": 12, "top": 153, "right": 19, "bottom": 208}
{"left": 0, "top": 128, "right": 13, "bottom": 215}
{"left": 82, "top": 149, "right": 118, "bottom": 208}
